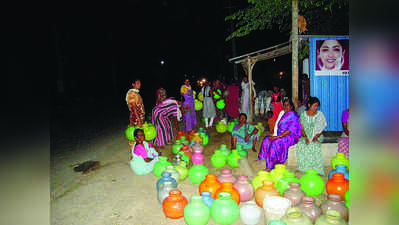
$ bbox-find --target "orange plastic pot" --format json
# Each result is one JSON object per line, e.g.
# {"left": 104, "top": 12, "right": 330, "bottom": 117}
{"left": 199, "top": 174, "right": 222, "bottom": 199}
{"left": 162, "top": 190, "right": 188, "bottom": 219}
{"left": 215, "top": 182, "right": 240, "bottom": 205}
{"left": 326, "top": 173, "right": 349, "bottom": 201}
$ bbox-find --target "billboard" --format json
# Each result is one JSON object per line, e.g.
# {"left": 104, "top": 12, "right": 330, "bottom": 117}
{"left": 315, "top": 39, "right": 349, "bottom": 76}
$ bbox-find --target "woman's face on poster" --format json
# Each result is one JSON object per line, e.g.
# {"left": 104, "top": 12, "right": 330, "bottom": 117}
{"left": 319, "top": 40, "right": 344, "bottom": 70}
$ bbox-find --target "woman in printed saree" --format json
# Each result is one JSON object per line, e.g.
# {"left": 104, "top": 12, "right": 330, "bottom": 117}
{"left": 130, "top": 129, "right": 160, "bottom": 175}
{"left": 151, "top": 89, "right": 182, "bottom": 147}
{"left": 258, "top": 99, "right": 301, "bottom": 171}
{"left": 126, "top": 79, "right": 145, "bottom": 127}
{"left": 231, "top": 113, "right": 259, "bottom": 152}
{"left": 181, "top": 79, "right": 197, "bottom": 131}
{"left": 296, "top": 97, "right": 327, "bottom": 175}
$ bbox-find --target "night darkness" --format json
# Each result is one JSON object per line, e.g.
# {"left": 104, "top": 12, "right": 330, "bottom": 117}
{"left": 45, "top": 0, "right": 291, "bottom": 116}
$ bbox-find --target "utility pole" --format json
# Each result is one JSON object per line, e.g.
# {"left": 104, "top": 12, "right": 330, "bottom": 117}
{"left": 292, "top": 0, "right": 299, "bottom": 103}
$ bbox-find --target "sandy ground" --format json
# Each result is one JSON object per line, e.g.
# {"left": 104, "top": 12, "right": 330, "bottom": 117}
{"left": 51, "top": 109, "right": 330, "bottom": 225}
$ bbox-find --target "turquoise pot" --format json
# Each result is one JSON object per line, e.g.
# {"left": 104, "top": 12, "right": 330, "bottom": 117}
{"left": 201, "top": 192, "right": 214, "bottom": 208}
{"left": 328, "top": 165, "right": 349, "bottom": 180}
{"left": 156, "top": 172, "right": 177, "bottom": 192}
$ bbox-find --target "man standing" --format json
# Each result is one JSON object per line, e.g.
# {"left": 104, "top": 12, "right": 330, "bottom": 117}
{"left": 240, "top": 76, "right": 256, "bottom": 117}
{"left": 126, "top": 79, "right": 145, "bottom": 127}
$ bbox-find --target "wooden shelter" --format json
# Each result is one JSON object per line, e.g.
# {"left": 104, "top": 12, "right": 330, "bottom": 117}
{"left": 228, "top": 41, "right": 292, "bottom": 122}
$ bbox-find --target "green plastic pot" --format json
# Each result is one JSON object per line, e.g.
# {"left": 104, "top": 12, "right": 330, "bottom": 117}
{"left": 210, "top": 150, "right": 227, "bottom": 168}
{"left": 172, "top": 140, "right": 183, "bottom": 154}
{"left": 345, "top": 190, "right": 349, "bottom": 208}
{"left": 184, "top": 196, "right": 211, "bottom": 225}
{"left": 216, "top": 121, "right": 227, "bottom": 133}
{"left": 331, "top": 153, "right": 349, "bottom": 170}
{"left": 125, "top": 125, "right": 138, "bottom": 141}
{"left": 188, "top": 164, "right": 209, "bottom": 184}
{"left": 174, "top": 161, "right": 188, "bottom": 181}
{"left": 210, "top": 192, "right": 239, "bottom": 225}
{"left": 252, "top": 170, "right": 273, "bottom": 191}
{"left": 200, "top": 133, "right": 209, "bottom": 145}
{"left": 143, "top": 122, "right": 157, "bottom": 141}
{"left": 216, "top": 99, "right": 225, "bottom": 109}
{"left": 195, "top": 100, "right": 203, "bottom": 111}
{"left": 219, "top": 144, "right": 231, "bottom": 157}
{"left": 227, "top": 121, "right": 238, "bottom": 133}
{"left": 276, "top": 172, "right": 300, "bottom": 194}
{"left": 153, "top": 156, "right": 172, "bottom": 178}
{"left": 299, "top": 169, "right": 325, "bottom": 197}
{"left": 270, "top": 164, "right": 289, "bottom": 184}
{"left": 227, "top": 150, "right": 241, "bottom": 168}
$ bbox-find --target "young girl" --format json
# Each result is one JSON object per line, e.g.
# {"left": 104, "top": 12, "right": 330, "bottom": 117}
{"left": 267, "top": 111, "right": 276, "bottom": 133}
{"left": 130, "top": 129, "right": 160, "bottom": 175}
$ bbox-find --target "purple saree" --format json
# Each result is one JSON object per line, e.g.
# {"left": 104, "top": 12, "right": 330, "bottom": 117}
{"left": 258, "top": 110, "right": 301, "bottom": 169}
{"left": 182, "top": 89, "right": 197, "bottom": 131}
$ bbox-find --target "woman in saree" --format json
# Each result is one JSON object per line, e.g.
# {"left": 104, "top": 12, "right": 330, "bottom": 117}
{"left": 231, "top": 113, "right": 259, "bottom": 152}
{"left": 296, "top": 97, "right": 327, "bottom": 175}
{"left": 130, "top": 129, "right": 160, "bottom": 175}
{"left": 181, "top": 84, "right": 197, "bottom": 131}
{"left": 258, "top": 99, "right": 302, "bottom": 171}
{"left": 152, "top": 88, "right": 182, "bottom": 147}
{"left": 225, "top": 82, "right": 240, "bottom": 119}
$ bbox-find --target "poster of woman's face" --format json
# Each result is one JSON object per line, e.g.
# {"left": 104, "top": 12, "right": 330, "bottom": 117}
{"left": 315, "top": 39, "right": 349, "bottom": 75}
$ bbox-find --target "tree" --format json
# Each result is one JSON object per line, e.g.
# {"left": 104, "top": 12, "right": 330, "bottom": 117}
{"left": 225, "top": 0, "right": 349, "bottom": 41}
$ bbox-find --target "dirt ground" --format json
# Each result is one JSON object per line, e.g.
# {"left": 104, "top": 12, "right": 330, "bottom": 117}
{"left": 51, "top": 110, "right": 330, "bottom": 225}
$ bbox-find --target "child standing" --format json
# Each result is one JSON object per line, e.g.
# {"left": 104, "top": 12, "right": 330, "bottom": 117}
{"left": 130, "top": 129, "right": 160, "bottom": 175}
{"left": 267, "top": 111, "right": 276, "bottom": 134}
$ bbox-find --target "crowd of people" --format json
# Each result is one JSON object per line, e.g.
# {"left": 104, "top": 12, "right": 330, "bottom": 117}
{"left": 126, "top": 76, "right": 349, "bottom": 176}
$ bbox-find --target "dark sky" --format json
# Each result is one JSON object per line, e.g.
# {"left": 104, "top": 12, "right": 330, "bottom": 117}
{"left": 9, "top": 0, "right": 291, "bottom": 114}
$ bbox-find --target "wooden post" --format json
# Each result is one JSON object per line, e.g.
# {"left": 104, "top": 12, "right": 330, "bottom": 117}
{"left": 247, "top": 56, "right": 256, "bottom": 122}
{"left": 248, "top": 57, "right": 253, "bottom": 122}
{"left": 292, "top": 0, "right": 299, "bottom": 104}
